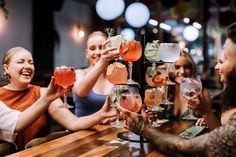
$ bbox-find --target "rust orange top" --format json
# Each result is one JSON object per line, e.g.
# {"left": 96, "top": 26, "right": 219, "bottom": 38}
{"left": 0, "top": 85, "right": 50, "bottom": 150}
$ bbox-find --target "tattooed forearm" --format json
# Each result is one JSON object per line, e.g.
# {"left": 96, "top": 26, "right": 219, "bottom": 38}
{"left": 121, "top": 108, "right": 210, "bottom": 156}
{"left": 143, "top": 127, "right": 209, "bottom": 157}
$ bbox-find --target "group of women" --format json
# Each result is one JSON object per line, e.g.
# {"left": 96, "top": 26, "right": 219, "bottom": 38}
{"left": 1, "top": 21, "right": 235, "bottom": 156}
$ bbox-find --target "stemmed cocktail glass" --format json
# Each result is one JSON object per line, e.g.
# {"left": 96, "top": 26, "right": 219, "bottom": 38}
{"left": 109, "top": 84, "right": 128, "bottom": 128}
{"left": 159, "top": 43, "right": 180, "bottom": 105}
{"left": 180, "top": 77, "right": 202, "bottom": 120}
{"left": 117, "top": 84, "right": 145, "bottom": 142}
{"left": 54, "top": 66, "right": 76, "bottom": 108}
{"left": 120, "top": 40, "right": 142, "bottom": 84}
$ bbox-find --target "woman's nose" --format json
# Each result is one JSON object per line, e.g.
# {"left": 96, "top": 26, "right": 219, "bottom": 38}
{"left": 179, "top": 67, "right": 184, "bottom": 73}
{"left": 215, "top": 62, "right": 220, "bottom": 70}
{"left": 94, "top": 48, "right": 101, "bottom": 55}
{"left": 24, "top": 62, "right": 32, "bottom": 68}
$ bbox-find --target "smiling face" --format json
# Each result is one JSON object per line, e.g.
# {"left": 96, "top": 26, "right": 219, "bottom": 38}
{"left": 215, "top": 39, "right": 236, "bottom": 83}
{"left": 85, "top": 31, "right": 107, "bottom": 66}
{"left": 174, "top": 52, "right": 196, "bottom": 84}
{"left": 3, "top": 47, "right": 35, "bottom": 87}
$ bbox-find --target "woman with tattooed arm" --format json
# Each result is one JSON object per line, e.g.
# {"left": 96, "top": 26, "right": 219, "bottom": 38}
{"left": 118, "top": 22, "right": 236, "bottom": 157}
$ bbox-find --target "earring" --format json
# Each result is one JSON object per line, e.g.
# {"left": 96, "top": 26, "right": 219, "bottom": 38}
{"left": 3, "top": 72, "right": 11, "bottom": 81}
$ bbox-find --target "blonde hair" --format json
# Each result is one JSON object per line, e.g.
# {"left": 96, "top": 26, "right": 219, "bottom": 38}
{"left": 2, "top": 47, "right": 31, "bottom": 65}
{"left": 86, "top": 31, "right": 107, "bottom": 49}
{"left": 2, "top": 47, "right": 31, "bottom": 81}
{"left": 178, "top": 50, "right": 197, "bottom": 77}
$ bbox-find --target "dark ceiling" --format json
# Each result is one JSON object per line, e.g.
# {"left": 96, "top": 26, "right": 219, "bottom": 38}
{"left": 73, "top": 0, "right": 236, "bottom": 27}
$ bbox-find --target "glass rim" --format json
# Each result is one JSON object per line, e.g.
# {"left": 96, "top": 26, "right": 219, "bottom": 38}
{"left": 160, "top": 43, "right": 179, "bottom": 46}
{"left": 55, "top": 66, "right": 75, "bottom": 69}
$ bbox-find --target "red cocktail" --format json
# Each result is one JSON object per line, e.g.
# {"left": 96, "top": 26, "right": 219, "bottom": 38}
{"left": 54, "top": 66, "right": 76, "bottom": 108}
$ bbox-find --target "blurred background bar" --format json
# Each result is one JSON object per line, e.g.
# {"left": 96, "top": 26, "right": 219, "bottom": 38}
{"left": 0, "top": 0, "right": 235, "bottom": 92}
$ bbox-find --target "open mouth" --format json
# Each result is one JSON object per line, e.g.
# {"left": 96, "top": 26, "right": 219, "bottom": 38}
{"left": 20, "top": 71, "right": 32, "bottom": 77}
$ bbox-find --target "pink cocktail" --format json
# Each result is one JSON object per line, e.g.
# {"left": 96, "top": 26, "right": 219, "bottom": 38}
{"left": 54, "top": 66, "right": 76, "bottom": 108}
{"left": 120, "top": 93, "right": 142, "bottom": 113}
{"left": 54, "top": 67, "right": 76, "bottom": 87}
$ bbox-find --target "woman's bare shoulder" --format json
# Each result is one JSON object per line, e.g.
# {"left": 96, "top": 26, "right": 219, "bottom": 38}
{"left": 76, "top": 68, "right": 89, "bottom": 77}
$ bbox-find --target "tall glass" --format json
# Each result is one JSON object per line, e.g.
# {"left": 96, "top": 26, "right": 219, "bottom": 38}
{"left": 109, "top": 84, "right": 128, "bottom": 128}
{"left": 120, "top": 40, "right": 142, "bottom": 84}
{"left": 180, "top": 77, "right": 202, "bottom": 120}
{"left": 54, "top": 66, "right": 76, "bottom": 108}
{"left": 159, "top": 43, "right": 180, "bottom": 105}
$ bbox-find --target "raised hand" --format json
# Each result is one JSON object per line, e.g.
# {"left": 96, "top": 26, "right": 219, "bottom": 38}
{"left": 101, "top": 96, "right": 118, "bottom": 119}
{"left": 100, "top": 39, "right": 119, "bottom": 62}
{"left": 187, "top": 90, "right": 212, "bottom": 117}
{"left": 43, "top": 77, "right": 65, "bottom": 101}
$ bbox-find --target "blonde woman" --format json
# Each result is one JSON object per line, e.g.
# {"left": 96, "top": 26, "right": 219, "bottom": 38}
{"left": 0, "top": 47, "right": 116, "bottom": 150}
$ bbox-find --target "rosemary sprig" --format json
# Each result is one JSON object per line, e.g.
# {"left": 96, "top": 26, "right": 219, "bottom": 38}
{"left": 104, "top": 28, "right": 115, "bottom": 37}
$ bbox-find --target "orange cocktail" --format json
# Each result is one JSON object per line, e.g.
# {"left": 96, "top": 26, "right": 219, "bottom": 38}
{"left": 119, "top": 40, "right": 142, "bottom": 84}
{"left": 120, "top": 40, "right": 142, "bottom": 63}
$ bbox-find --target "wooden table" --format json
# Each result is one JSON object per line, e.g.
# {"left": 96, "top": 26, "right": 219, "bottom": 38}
{"left": 7, "top": 120, "right": 195, "bottom": 157}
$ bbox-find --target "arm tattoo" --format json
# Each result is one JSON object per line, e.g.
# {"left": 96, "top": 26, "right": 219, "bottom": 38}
{"left": 123, "top": 110, "right": 209, "bottom": 156}
{"left": 144, "top": 127, "right": 209, "bottom": 157}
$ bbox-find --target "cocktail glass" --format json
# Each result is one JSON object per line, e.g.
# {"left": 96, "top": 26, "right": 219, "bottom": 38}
{"left": 144, "top": 40, "right": 160, "bottom": 62}
{"left": 54, "top": 66, "right": 76, "bottom": 108}
{"left": 159, "top": 43, "right": 180, "bottom": 105}
{"left": 107, "top": 35, "right": 124, "bottom": 54}
{"left": 109, "top": 84, "right": 128, "bottom": 128}
{"left": 117, "top": 84, "right": 148, "bottom": 142}
{"left": 144, "top": 87, "right": 164, "bottom": 112}
{"left": 180, "top": 77, "right": 202, "bottom": 120}
{"left": 120, "top": 84, "right": 142, "bottom": 138}
{"left": 144, "top": 87, "right": 164, "bottom": 126}
{"left": 120, "top": 40, "right": 142, "bottom": 84}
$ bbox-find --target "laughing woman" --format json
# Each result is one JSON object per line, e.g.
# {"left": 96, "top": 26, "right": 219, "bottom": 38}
{"left": 0, "top": 47, "right": 117, "bottom": 150}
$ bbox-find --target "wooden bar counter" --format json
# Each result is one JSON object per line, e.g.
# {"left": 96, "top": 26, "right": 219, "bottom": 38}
{"left": 7, "top": 120, "right": 195, "bottom": 157}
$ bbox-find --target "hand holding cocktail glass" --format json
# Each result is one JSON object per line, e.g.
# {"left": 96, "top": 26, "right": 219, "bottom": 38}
{"left": 109, "top": 84, "right": 129, "bottom": 128}
{"left": 119, "top": 84, "right": 142, "bottom": 140}
{"left": 54, "top": 66, "right": 76, "bottom": 108}
{"left": 180, "top": 77, "right": 202, "bottom": 120}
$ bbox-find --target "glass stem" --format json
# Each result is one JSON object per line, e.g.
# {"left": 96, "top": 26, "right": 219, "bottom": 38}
{"left": 189, "top": 108, "right": 194, "bottom": 115}
{"left": 63, "top": 89, "right": 67, "bottom": 105}
{"left": 116, "top": 109, "right": 120, "bottom": 124}
{"left": 128, "top": 62, "right": 133, "bottom": 80}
